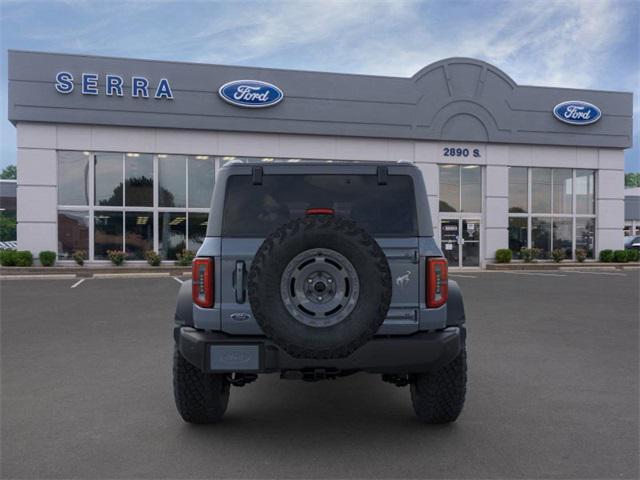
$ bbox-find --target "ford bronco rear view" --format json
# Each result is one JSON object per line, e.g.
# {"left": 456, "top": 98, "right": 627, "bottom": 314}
{"left": 173, "top": 160, "right": 467, "bottom": 424}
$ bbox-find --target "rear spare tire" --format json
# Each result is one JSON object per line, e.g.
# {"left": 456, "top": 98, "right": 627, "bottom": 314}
{"left": 248, "top": 215, "right": 391, "bottom": 359}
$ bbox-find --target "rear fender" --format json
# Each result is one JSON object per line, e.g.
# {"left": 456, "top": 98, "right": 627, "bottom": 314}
{"left": 446, "top": 280, "right": 465, "bottom": 326}
{"left": 175, "top": 280, "right": 193, "bottom": 327}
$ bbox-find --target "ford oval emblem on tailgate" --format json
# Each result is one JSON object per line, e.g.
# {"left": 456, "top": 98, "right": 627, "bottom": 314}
{"left": 218, "top": 80, "right": 284, "bottom": 108}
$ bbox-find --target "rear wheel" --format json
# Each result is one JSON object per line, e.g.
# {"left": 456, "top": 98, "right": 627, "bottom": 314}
{"left": 410, "top": 348, "right": 467, "bottom": 424}
{"left": 173, "top": 344, "right": 230, "bottom": 424}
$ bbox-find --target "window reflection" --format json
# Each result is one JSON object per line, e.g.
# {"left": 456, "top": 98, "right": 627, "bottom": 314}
{"left": 508, "top": 167, "right": 527, "bottom": 213}
{"left": 439, "top": 165, "right": 459, "bottom": 212}
{"left": 576, "top": 218, "right": 595, "bottom": 258}
{"left": 58, "top": 210, "right": 89, "bottom": 258}
{"left": 461, "top": 165, "right": 481, "bottom": 213}
{"left": 188, "top": 156, "right": 215, "bottom": 208}
{"left": 531, "top": 168, "right": 552, "bottom": 213}
{"left": 188, "top": 212, "right": 208, "bottom": 252}
{"left": 94, "top": 211, "right": 123, "bottom": 259}
{"left": 552, "top": 169, "right": 572, "bottom": 214}
{"left": 552, "top": 217, "right": 572, "bottom": 257}
{"left": 576, "top": 170, "right": 595, "bottom": 214}
{"left": 95, "top": 153, "right": 123, "bottom": 206}
{"left": 125, "top": 212, "right": 153, "bottom": 260}
{"left": 159, "top": 155, "right": 186, "bottom": 207}
{"left": 125, "top": 154, "right": 153, "bottom": 207}
{"left": 532, "top": 217, "right": 551, "bottom": 258}
{"left": 159, "top": 212, "right": 186, "bottom": 260}
{"left": 58, "top": 152, "right": 90, "bottom": 205}
{"left": 508, "top": 217, "right": 527, "bottom": 258}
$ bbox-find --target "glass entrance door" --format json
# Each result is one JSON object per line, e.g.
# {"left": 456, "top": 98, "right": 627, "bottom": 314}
{"left": 461, "top": 219, "right": 480, "bottom": 267}
{"left": 440, "top": 218, "right": 481, "bottom": 267}
{"left": 440, "top": 219, "right": 459, "bottom": 266}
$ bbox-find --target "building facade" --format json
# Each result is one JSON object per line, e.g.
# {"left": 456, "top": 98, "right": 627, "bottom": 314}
{"left": 7, "top": 51, "right": 633, "bottom": 267}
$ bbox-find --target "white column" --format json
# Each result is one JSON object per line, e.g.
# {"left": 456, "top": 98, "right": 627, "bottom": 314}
{"left": 596, "top": 149, "right": 625, "bottom": 252}
{"left": 415, "top": 162, "right": 440, "bottom": 242}
{"left": 16, "top": 123, "right": 58, "bottom": 257}
{"left": 484, "top": 165, "right": 509, "bottom": 263}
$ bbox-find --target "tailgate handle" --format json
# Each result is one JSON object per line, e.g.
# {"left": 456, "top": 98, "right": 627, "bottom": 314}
{"left": 234, "top": 261, "right": 246, "bottom": 303}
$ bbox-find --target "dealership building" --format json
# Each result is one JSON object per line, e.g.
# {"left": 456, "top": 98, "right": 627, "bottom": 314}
{"left": 7, "top": 50, "right": 633, "bottom": 267}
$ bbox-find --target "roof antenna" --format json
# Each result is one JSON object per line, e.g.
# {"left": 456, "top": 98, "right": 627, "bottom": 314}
{"left": 252, "top": 166, "right": 263, "bottom": 185}
{"left": 377, "top": 166, "right": 388, "bottom": 185}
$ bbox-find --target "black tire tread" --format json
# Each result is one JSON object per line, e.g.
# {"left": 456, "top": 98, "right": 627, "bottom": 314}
{"left": 173, "top": 344, "right": 230, "bottom": 424}
{"left": 248, "top": 215, "right": 391, "bottom": 359}
{"left": 410, "top": 348, "right": 467, "bottom": 424}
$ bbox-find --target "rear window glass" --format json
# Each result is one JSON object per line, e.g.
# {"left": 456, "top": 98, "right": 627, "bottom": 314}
{"left": 222, "top": 174, "right": 417, "bottom": 237}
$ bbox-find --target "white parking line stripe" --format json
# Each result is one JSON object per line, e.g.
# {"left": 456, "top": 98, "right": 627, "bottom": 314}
{"left": 499, "top": 271, "right": 566, "bottom": 277}
{"left": 172, "top": 276, "right": 184, "bottom": 284}
{"left": 450, "top": 274, "right": 477, "bottom": 278}
{"left": 568, "top": 270, "right": 626, "bottom": 276}
{"left": 70, "top": 278, "right": 86, "bottom": 288}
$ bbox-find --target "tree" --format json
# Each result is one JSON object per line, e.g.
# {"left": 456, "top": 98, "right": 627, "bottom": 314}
{"left": 1, "top": 165, "right": 16, "bottom": 179}
{"left": 625, "top": 172, "right": 640, "bottom": 188}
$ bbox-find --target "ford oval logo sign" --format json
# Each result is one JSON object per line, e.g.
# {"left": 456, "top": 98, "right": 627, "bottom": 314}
{"left": 553, "top": 100, "right": 601, "bottom": 125}
{"left": 218, "top": 80, "right": 283, "bottom": 108}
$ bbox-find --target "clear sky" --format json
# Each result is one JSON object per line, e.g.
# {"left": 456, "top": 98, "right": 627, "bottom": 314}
{"left": 1, "top": 0, "right": 638, "bottom": 171}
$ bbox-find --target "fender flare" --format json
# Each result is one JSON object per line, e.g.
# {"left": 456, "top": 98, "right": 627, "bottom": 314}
{"left": 446, "top": 279, "right": 466, "bottom": 326}
{"left": 175, "top": 280, "right": 193, "bottom": 327}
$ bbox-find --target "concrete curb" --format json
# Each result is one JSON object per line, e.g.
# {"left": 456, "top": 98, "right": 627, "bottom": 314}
{"left": 486, "top": 262, "right": 639, "bottom": 271}
{"left": 0, "top": 266, "right": 191, "bottom": 278}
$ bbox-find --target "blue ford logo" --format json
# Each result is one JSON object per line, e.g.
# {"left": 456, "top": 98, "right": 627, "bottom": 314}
{"left": 218, "top": 80, "right": 283, "bottom": 108}
{"left": 553, "top": 100, "right": 601, "bottom": 125}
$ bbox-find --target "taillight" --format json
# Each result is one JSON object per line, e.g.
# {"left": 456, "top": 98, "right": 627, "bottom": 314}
{"left": 305, "top": 208, "right": 335, "bottom": 215}
{"left": 192, "top": 257, "right": 214, "bottom": 308}
{"left": 426, "top": 257, "right": 448, "bottom": 308}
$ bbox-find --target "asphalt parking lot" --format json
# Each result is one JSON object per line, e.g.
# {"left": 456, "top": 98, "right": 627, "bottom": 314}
{"left": 1, "top": 269, "right": 639, "bottom": 479}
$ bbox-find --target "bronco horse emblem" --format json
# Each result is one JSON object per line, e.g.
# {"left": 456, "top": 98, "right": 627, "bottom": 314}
{"left": 395, "top": 270, "right": 412, "bottom": 287}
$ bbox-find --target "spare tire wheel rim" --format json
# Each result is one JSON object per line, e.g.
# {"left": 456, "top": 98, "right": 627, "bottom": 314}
{"left": 280, "top": 248, "right": 360, "bottom": 328}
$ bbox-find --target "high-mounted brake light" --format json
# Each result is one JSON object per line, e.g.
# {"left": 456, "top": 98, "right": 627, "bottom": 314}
{"left": 305, "top": 208, "right": 335, "bottom": 215}
{"left": 192, "top": 258, "right": 214, "bottom": 308}
{"left": 426, "top": 257, "right": 448, "bottom": 308}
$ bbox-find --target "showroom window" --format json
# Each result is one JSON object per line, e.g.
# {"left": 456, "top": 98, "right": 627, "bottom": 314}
{"left": 57, "top": 151, "right": 215, "bottom": 261}
{"left": 439, "top": 165, "right": 482, "bottom": 213}
{"left": 508, "top": 167, "right": 596, "bottom": 259}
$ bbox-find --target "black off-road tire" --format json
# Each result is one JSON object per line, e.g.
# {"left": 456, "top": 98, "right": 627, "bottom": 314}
{"left": 173, "top": 344, "right": 230, "bottom": 424}
{"left": 248, "top": 215, "right": 392, "bottom": 359}
{"left": 410, "top": 348, "right": 467, "bottom": 424}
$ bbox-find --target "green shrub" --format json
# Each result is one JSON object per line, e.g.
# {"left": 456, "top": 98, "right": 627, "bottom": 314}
{"left": 599, "top": 249, "right": 614, "bottom": 262}
{"left": 495, "top": 249, "right": 512, "bottom": 263}
{"left": 15, "top": 250, "right": 34, "bottom": 267}
{"left": 144, "top": 250, "right": 161, "bottom": 266}
{"left": 551, "top": 249, "right": 565, "bottom": 263}
{"left": 520, "top": 248, "right": 534, "bottom": 263}
{"left": 73, "top": 250, "right": 87, "bottom": 266}
{"left": 0, "top": 249, "right": 18, "bottom": 266}
{"left": 575, "top": 249, "right": 587, "bottom": 263}
{"left": 175, "top": 249, "right": 196, "bottom": 266}
{"left": 0, "top": 249, "right": 16, "bottom": 266}
{"left": 626, "top": 249, "right": 639, "bottom": 262}
{"left": 107, "top": 250, "right": 127, "bottom": 266}
{"left": 613, "top": 250, "right": 628, "bottom": 263}
{"left": 39, "top": 250, "right": 57, "bottom": 267}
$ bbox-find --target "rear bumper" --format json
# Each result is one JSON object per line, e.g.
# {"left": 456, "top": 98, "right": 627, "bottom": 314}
{"left": 175, "top": 326, "right": 465, "bottom": 374}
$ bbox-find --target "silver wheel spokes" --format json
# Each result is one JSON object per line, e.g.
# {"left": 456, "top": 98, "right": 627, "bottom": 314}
{"left": 280, "top": 248, "right": 360, "bottom": 327}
